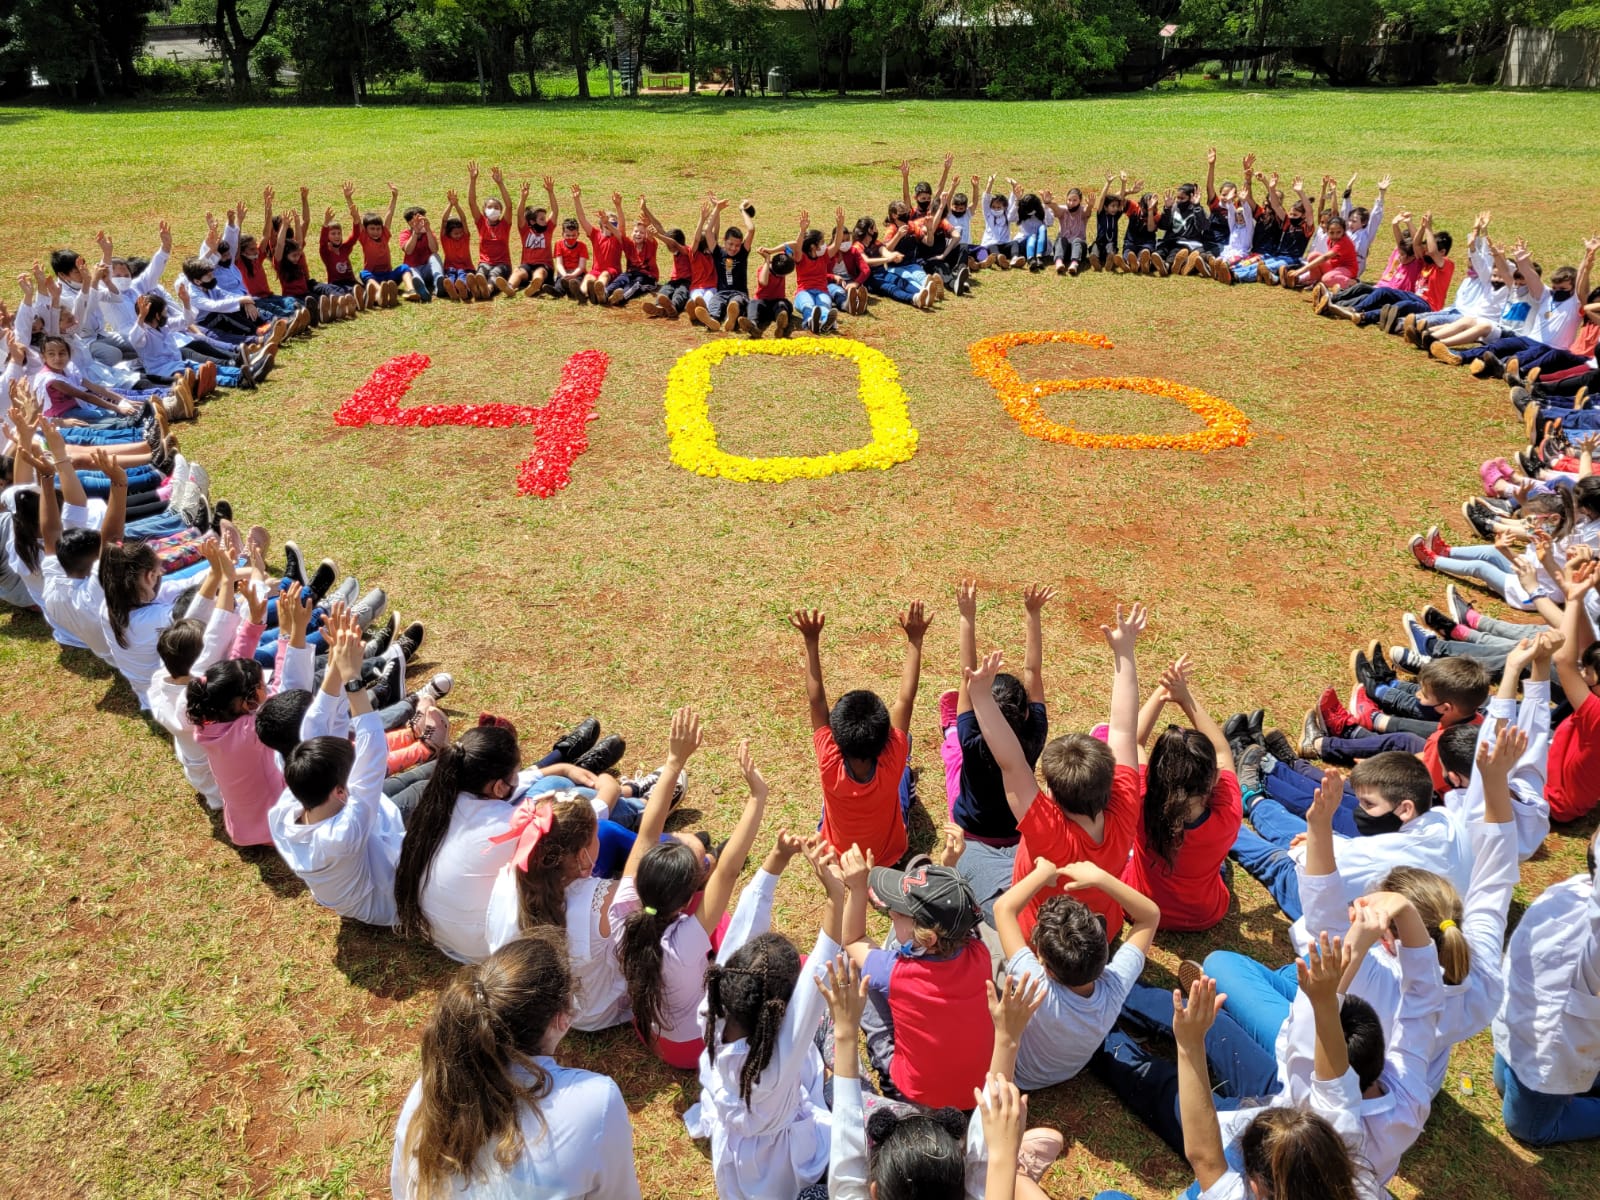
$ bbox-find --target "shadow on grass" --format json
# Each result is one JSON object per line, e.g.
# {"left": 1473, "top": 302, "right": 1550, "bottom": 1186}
{"left": 334, "top": 919, "right": 454, "bottom": 1001}
{"left": 2, "top": 605, "right": 51, "bottom": 640}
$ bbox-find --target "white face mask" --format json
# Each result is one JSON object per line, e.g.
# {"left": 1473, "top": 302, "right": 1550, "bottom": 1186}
{"left": 485, "top": 207, "right": 502, "bottom": 221}
{"left": 111, "top": 277, "right": 135, "bottom": 293}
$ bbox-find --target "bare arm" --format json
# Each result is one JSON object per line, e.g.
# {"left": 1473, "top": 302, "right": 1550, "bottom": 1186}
{"left": 889, "top": 600, "right": 930, "bottom": 732}
{"left": 789, "top": 609, "right": 830, "bottom": 731}
{"left": 956, "top": 580, "right": 978, "bottom": 714}
{"left": 621, "top": 707, "right": 701, "bottom": 881}
{"left": 1021, "top": 583, "right": 1053, "bottom": 705}
{"left": 698, "top": 741, "right": 770, "bottom": 933}
{"left": 1103, "top": 603, "right": 1145, "bottom": 769}
{"left": 966, "top": 651, "right": 1043, "bottom": 822}
{"left": 1174, "top": 979, "right": 1229, "bottom": 1191}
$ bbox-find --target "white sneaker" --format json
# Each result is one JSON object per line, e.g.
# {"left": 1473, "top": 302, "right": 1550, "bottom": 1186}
{"left": 185, "top": 460, "right": 211, "bottom": 502}
{"left": 420, "top": 673, "right": 453, "bottom": 703}
{"left": 166, "top": 454, "right": 191, "bottom": 513}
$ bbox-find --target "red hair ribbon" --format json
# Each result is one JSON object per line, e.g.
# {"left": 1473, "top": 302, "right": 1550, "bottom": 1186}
{"left": 487, "top": 797, "right": 554, "bottom": 872}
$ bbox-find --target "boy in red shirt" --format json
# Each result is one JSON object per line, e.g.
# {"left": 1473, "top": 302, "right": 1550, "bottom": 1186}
{"left": 1546, "top": 561, "right": 1600, "bottom": 821}
{"left": 437, "top": 191, "right": 476, "bottom": 302}
{"left": 640, "top": 198, "right": 706, "bottom": 319}
{"left": 791, "top": 602, "right": 930, "bottom": 869}
{"left": 967, "top": 603, "right": 1145, "bottom": 941}
{"left": 549, "top": 218, "right": 590, "bottom": 302}
{"left": 571, "top": 184, "right": 623, "bottom": 304}
{"left": 507, "top": 176, "right": 558, "bottom": 298}
{"left": 467, "top": 160, "right": 515, "bottom": 297}
{"left": 318, "top": 206, "right": 362, "bottom": 310}
{"left": 342, "top": 179, "right": 403, "bottom": 308}
{"left": 742, "top": 246, "right": 793, "bottom": 337}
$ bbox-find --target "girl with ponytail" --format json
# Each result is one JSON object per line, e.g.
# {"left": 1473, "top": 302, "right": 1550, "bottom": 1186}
{"left": 481, "top": 791, "right": 633, "bottom": 1031}
{"left": 390, "top": 929, "right": 642, "bottom": 1200}
{"left": 393, "top": 721, "right": 523, "bottom": 963}
{"left": 682, "top": 833, "right": 844, "bottom": 1200}
{"left": 1122, "top": 654, "right": 1241, "bottom": 932}
{"left": 612, "top": 708, "right": 770, "bottom": 1069}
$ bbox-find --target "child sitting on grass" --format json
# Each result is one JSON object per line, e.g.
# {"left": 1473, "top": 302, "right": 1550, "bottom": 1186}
{"left": 964, "top": 603, "right": 1145, "bottom": 940}
{"left": 791, "top": 602, "right": 929, "bottom": 868}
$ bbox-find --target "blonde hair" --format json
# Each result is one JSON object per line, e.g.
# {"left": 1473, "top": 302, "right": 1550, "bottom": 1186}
{"left": 1380, "top": 866, "right": 1471, "bottom": 985}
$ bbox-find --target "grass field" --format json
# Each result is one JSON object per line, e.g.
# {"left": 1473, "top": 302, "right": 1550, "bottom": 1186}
{"left": 3, "top": 89, "right": 1600, "bottom": 1199}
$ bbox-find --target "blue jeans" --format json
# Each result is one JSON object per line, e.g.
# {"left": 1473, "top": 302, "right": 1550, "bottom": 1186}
{"left": 869, "top": 266, "right": 920, "bottom": 303}
{"left": 59, "top": 422, "right": 144, "bottom": 446}
{"left": 127, "top": 512, "right": 186, "bottom": 538}
{"left": 793, "top": 288, "right": 833, "bottom": 325}
{"left": 955, "top": 839, "right": 1018, "bottom": 924}
{"left": 1231, "top": 254, "right": 1298, "bottom": 283}
{"left": 1204, "top": 950, "right": 1298, "bottom": 1054}
{"left": 1262, "top": 759, "right": 1361, "bottom": 837}
{"left": 1494, "top": 1053, "right": 1600, "bottom": 1146}
{"left": 1317, "top": 731, "right": 1426, "bottom": 773}
{"left": 78, "top": 465, "right": 162, "bottom": 499}
{"left": 1434, "top": 543, "right": 1513, "bottom": 597}
{"left": 1091, "top": 981, "right": 1272, "bottom": 1154}
{"left": 1024, "top": 227, "right": 1051, "bottom": 258}
{"left": 1230, "top": 796, "right": 1307, "bottom": 921}
{"left": 361, "top": 266, "right": 412, "bottom": 287}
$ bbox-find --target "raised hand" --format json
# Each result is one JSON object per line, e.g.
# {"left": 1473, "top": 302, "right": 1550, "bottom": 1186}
{"left": 897, "top": 599, "right": 932, "bottom": 644}
{"left": 975, "top": 1072, "right": 1027, "bottom": 1167}
{"left": 788, "top": 607, "right": 825, "bottom": 640}
{"left": 957, "top": 578, "right": 977, "bottom": 621}
{"left": 988, "top": 971, "right": 1046, "bottom": 1043}
{"left": 667, "top": 705, "right": 703, "bottom": 762}
{"left": 1171, "top": 974, "right": 1223, "bottom": 1048}
{"left": 736, "top": 738, "right": 768, "bottom": 802}
{"left": 817, "top": 954, "right": 868, "bottom": 1031}
{"left": 966, "top": 648, "right": 1004, "bottom": 693}
{"left": 1478, "top": 724, "right": 1529, "bottom": 784}
{"left": 940, "top": 821, "right": 966, "bottom": 868}
{"left": 1022, "top": 582, "right": 1056, "bottom": 613}
{"left": 1099, "top": 601, "right": 1147, "bottom": 654}
{"left": 1307, "top": 768, "right": 1344, "bottom": 828}
{"left": 1296, "top": 931, "right": 1349, "bottom": 1005}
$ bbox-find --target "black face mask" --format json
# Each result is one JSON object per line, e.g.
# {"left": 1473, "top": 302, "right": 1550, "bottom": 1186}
{"left": 1550, "top": 288, "right": 1575, "bottom": 305}
{"left": 1353, "top": 807, "right": 1405, "bottom": 837}
{"left": 200, "top": 277, "right": 216, "bottom": 289}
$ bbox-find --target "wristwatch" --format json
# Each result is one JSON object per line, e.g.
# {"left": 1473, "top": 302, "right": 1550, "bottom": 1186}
{"left": 343, "top": 679, "right": 365, "bottom": 694}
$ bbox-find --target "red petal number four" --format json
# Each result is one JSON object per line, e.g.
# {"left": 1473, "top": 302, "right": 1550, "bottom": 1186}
{"left": 333, "top": 350, "right": 611, "bottom": 497}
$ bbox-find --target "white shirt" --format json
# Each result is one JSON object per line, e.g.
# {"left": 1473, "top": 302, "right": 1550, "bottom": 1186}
{"left": 1295, "top": 820, "right": 1515, "bottom": 1100}
{"left": 98, "top": 250, "right": 170, "bottom": 334}
{"left": 947, "top": 208, "right": 974, "bottom": 244}
{"left": 391, "top": 1059, "right": 641, "bottom": 1200}
{"left": 146, "top": 597, "right": 241, "bottom": 806}
{"left": 1533, "top": 289, "right": 1583, "bottom": 350}
{"left": 1295, "top": 805, "right": 1473, "bottom": 903}
{"left": 3, "top": 496, "right": 104, "bottom": 610}
{"left": 103, "top": 567, "right": 195, "bottom": 711}
{"left": 1492, "top": 862, "right": 1600, "bottom": 1095}
{"left": 980, "top": 192, "right": 1017, "bottom": 248}
{"left": 683, "top": 871, "right": 839, "bottom": 1200}
{"left": 1203, "top": 1070, "right": 1382, "bottom": 1200}
{"left": 269, "top": 711, "right": 403, "bottom": 927}
{"left": 827, "top": 1074, "right": 990, "bottom": 1200}
{"left": 1222, "top": 202, "right": 1254, "bottom": 259}
{"left": 1455, "top": 236, "right": 1499, "bottom": 319}
{"left": 1341, "top": 192, "right": 1384, "bottom": 275}
{"left": 127, "top": 302, "right": 202, "bottom": 380}
{"left": 418, "top": 792, "right": 518, "bottom": 963}
{"left": 40, "top": 556, "right": 111, "bottom": 660}
{"left": 485, "top": 869, "right": 629, "bottom": 1032}
{"left": 1443, "top": 687, "right": 1550, "bottom": 861}
{"left": 1009, "top": 941, "right": 1144, "bottom": 1091}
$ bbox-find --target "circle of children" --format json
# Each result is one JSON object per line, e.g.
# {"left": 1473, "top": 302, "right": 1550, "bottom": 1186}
{"left": 2, "top": 142, "right": 1599, "bottom": 1200}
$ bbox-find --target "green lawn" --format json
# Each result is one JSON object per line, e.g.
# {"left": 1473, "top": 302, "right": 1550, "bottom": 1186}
{"left": 2, "top": 89, "right": 1599, "bottom": 1198}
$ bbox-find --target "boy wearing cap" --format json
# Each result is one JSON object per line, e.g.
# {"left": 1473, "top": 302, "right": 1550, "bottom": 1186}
{"left": 841, "top": 845, "right": 993, "bottom": 1110}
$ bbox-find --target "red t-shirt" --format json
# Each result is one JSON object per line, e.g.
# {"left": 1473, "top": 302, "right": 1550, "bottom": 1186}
{"left": 668, "top": 248, "right": 692, "bottom": 283}
{"left": 1322, "top": 234, "right": 1357, "bottom": 278}
{"left": 398, "top": 228, "right": 435, "bottom": 268}
{"left": 1421, "top": 713, "right": 1481, "bottom": 795}
{"left": 552, "top": 237, "right": 587, "bottom": 274}
{"left": 815, "top": 725, "right": 909, "bottom": 867}
{"left": 239, "top": 253, "right": 271, "bottom": 297}
{"left": 1547, "top": 692, "right": 1600, "bottom": 821}
{"left": 624, "top": 236, "right": 659, "bottom": 279}
{"left": 754, "top": 265, "right": 787, "bottom": 301}
{"left": 590, "top": 230, "right": 623, "bottom": 276}
{"left": 837, "top": 243, "right": 871, "bottom": 285}
{"left": 518, "top": 219, "right": 552, "bottom": 268}
{"left": 1419, "top": 257, "right": 1456, "bottom": 312}
{"left": 271, "top": 257, "right": 309, "bottom": 297}
{"left": 1120, "top": 769, "right": 1242, "bottom": 931}
{"left": 320, "top": 230, "right": 358, "bottom": 285}
{"left": 475, "top": 214, "right": 512, "bottom": 268}
{"left": 793, "top": 248, "right": 835, "bottom": 292}
{"left": 863, "top": 939, "right": 993, "bottom": 1109}
{"left": 1013, "top": 763, "right": 1141, "bottom": 941}
{"left": 441, "top": 228, "right": 473, "bottom": 272}
{"left": 689, "top": 249, "right": 717, "bottom": 290}
{"left": 357, "top": 226, "right": 392, "bottom": 274}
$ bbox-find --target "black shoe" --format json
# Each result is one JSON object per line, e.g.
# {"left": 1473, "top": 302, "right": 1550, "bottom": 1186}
{"left": 372, "top": 650, "right": 405, "bottom": 709}
{"left": 1262, "top": 728, "right": 1296, "bottom": 765}
{"left": 1462, "top": 498, "right": 1499, "bottom": 541}
{"left": 626, "top": 768, "right": 688, "bottom": 807}
{"left": 283, "top": 541, "right": 308, "bottom": 588}
{"left": 394, "top": 621, "right": 424, "bottom": 660}
{"left": 1237, "top": 744, "right": 1266, "bottom": 795}
{"left": 1377, "top": 303, "right": 1400, "bottom": 335}
{"left": 1222, "top": 712, "right": 1249, "bottom": 745}
{"left": 1469, "top": 351, "right": 1504, "bottom": 380}
{"left": 1351, "top": 646, "right": 1375, "bottom": 694}
{"left": 183, "top": 494, "right": 212, "bottom": 533}
{"left": 1245, "top": 708, "right": 1265, "bottom": 747}
{"left": 1509, "top": 384, "right": 1534, "bottom": 415}
{"left": 363, "top": 611, "right": 396, "bottom": 658}
{"left": 551, "top": 717, "right": 601, "bottom": 763}
{"left": 1369, "top": 643, "right": 1398, "bottom": 687}
{"left": 573, "top": 733, "right": 625, "bottom": 774}
{"left": 1517, "top": 447, "right": 1543, "bottom": 476}
{"left": 308, "top": 558, "right": 337, "bottom": 602}
{"left": 1421, "top": 606, "right": 1456, "bottom": 639}
{"left": 211, "top": 499, "right": 233, "bottom": 532}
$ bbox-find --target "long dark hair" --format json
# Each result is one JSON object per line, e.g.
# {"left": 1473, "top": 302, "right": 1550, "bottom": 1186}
{"left": 404, "top": 929, "right": 573, "bottom": 1200}
{"left": 98, "top": 539, "right": 159, "bottom": 648}
{"left": 864, "top": 1105, "right": 969, "bottom": 1200}
{"left": 395, "top": 725, "right": 521, "bottom": 944}
{"left": 703, "top": 932, "right": 801, "bottom": 1104}
{"left": 512, "top": 798, "right": 598, "bottom": 933}
{"left": 1142, "top": 725, "right": 1219, "bottom": 869}
{"left": 616, "top": 839, "right": 702, "bottom": 1044}
{"left": 185, "top": 657, "right": 265, "bottom": 726}
{"left": 10, "top": 488, "right": 43, "bottom": 575}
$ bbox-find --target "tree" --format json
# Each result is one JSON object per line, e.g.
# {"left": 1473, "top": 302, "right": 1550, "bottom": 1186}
{"left": 212, "top": 0, "right": 289, "bottom": 95}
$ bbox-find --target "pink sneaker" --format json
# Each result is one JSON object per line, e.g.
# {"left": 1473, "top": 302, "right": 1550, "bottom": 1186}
{"left": 1479, "top": 457, "right": 1514, "bottom": 496}
{"left": 938, "top": 688, "right": 959, "bottom": 733}
{"left": 1016, "top": 1127, "right": 1064, "bottom": 1182}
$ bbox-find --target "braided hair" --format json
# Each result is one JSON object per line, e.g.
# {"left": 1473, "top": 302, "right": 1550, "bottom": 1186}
{"left": 702, "top": 932, "right": 802, "bottom": 1105}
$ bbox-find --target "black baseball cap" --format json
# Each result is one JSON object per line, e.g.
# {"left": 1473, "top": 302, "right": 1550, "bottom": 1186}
{"left": 868, "top": 863, "right": 982, "bottom": 940}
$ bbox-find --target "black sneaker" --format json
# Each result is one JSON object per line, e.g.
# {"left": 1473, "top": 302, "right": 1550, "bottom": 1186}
{"left": 372, "top": 650, "right": 405, "bottom": 709}
{"left": 551, "top": 717, "right": 601, "bottom": 763}
{"left": 1421, "top": 606, "right": 1456, "bottom": 639}
{"left": 1469, "top": 351, "right": 1504, "bottom": 380}
{"left": 308, "top": 558, "right": 337, "bottom": 602}
{"left": 1377, "top": 304, "right": 1400, "bottom": 335}
{"left": 626, "top": 768, "right": 688, "bottom": 808}
{"left": 211, "top": 499, "right": 233, "bottom": 531}
{"left": 363, "top": 611, "right": 397, "bottom": 658}
{"left": 283, "top": 541, "right": 308, "bottom": 588}
{"left": 953, "top": 265, "right": 970, "bottom": 295}
{"left": 1369, "top": 642, "right": 1398, "bottom": 687}
{"left": 1351, "top": 646, "right": 1375, "bottom": 693}
{"left": 1222, "top": 712, "right": 1249, "bottom": 744}
{"left": 1509, "top": 384, "right": 1535, "bottom": 415}
{"left": 183, "top": 494, "right": 212, "bottom": 533}
{"left": 394, "top": 621, "right": 424, "bottom": 660}
{"left": 1237, "top": 744, "right": 1266, "bottom": 795}
{"left": 1262, "top": 728, "right": 1296, "bottom": 765}
{"left": 1517, "top": 447, "right": 1542, "bottom": 476}
{"left": 573, "top": 733, "right": 625, "bottom": 774}
{"left": 1245, "top": 708, "right": 1265, "bottom": 747}
{"left": 1462, "top": 499, "right": 1498, "bottom": 541}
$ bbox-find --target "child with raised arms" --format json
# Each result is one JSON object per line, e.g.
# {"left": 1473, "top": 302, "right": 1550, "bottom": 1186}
{"left": 466, "top": 160, "right": 515, "bottom": 296}
{"left": 507, "top": 176, "right": 558, "bottom": 297}
{"left": 436, "top": 191, "right": 476, "bottom": 301}
{"left": 571, "top": 185, "right": 623, "bottom": 305}
{"left": 342, "top": 180, "right": 404, "bottom": 308}
{"left": 639, "top": 197, "right": 703, "bottom": 319}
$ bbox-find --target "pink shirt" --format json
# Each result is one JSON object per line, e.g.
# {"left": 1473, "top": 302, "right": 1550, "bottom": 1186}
{"left": 195, "top": 629, "right": 312, "bottom": 847}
